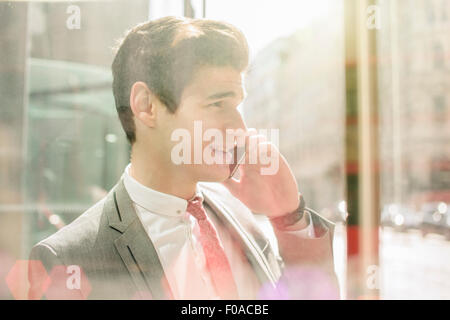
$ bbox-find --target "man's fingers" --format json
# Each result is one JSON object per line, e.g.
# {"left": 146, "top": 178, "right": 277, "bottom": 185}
{"left": 243, "top": 128, "right": 258, "bottom": 149}
{"left": 244, "top": 134, "right": 267, "bottom": 165}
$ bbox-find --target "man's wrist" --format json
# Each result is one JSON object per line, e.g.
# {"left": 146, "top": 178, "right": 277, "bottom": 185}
{"left": 269, "top": 194, "right": 306, "bottom": 230}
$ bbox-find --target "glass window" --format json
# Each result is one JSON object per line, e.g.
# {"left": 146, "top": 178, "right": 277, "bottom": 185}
{"left": 378, "top": 0, "right": 450, "bottom": 299}
{"left": 1, "top": 0, "right": 449, "bottom": 301}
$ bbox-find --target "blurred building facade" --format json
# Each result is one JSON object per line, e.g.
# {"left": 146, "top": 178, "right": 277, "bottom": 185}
{"left": 243, "top": 0, "right": 450, "bottom": 220}
{"left": 377, "top": 0, "right": 450, "bottom": 210}
{"left": 243, "top": 18, "right": 346, "bottom": 221}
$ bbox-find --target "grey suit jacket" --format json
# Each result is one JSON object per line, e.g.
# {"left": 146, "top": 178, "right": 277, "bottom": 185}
{"left": 28, "top": 177, "right": 337, "bottom": 300}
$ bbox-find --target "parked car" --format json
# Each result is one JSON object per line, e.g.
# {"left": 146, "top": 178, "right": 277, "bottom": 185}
{"left": 421, "top": 202, "right": 450, "bottom": 239}
{"left": 381, "top": 203, "right": 422, "bottom": 231}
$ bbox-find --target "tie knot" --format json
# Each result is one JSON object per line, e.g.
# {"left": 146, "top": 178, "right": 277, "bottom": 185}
{"left": 187, "top": 196, "right": 207, "bottom": 220}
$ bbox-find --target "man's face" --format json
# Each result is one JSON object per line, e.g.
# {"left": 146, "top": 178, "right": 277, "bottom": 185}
{"left": 158, "top": 65, "right": 247, "bottom": 182}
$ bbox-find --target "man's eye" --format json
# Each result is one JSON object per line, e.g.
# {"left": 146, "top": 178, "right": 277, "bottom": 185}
{"left": 209, "top": 101, "right": 223, "bottom": 107}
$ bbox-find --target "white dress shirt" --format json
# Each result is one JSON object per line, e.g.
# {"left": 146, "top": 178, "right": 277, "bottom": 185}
{"left": 122, "top": 164, "right": 261, "bottom": 299}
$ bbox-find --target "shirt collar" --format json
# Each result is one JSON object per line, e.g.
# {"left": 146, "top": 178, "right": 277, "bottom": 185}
{"left": 123, "top": 163, "right": 204, "bottom": 217}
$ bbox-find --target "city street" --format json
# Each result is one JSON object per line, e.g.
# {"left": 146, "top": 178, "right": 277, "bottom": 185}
{"left": 380, "top": 227, "right": 450, "bottom": 299}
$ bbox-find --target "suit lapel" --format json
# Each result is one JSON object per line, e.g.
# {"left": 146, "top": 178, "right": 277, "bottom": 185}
{"left": 201, "top": 188, "right": 278, "bottom": 287}
{"left": 105, "top": 179, "right": 172, "bottom": 300}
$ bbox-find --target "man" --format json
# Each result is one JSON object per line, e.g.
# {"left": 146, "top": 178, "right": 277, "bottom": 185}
{"left": 28, "top": 16, "right": 338, "bottom": 300}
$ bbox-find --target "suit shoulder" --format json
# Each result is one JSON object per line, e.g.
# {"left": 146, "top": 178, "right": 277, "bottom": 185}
{"left": 34, "top": 197, "right": 108, "bottom": 256}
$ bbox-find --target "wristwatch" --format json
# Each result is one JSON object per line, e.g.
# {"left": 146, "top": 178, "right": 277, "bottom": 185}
{"left": 269, "top": 194, "right": 306, "bottom": 230}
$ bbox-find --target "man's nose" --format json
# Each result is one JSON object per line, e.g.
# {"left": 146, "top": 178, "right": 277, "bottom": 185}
{"left": 227, "top": 109, "right": 247, "bottom": 130}
{"left": 224, "top": 111, "right": 248, "bottom": 146}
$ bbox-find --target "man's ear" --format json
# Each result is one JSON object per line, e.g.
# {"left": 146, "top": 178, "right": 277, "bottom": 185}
{"left": 129, "top": 81, "right": 157, "bottom": 128}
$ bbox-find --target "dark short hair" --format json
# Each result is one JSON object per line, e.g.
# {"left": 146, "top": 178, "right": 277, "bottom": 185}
{"left": 111, "top": 16, "right": 249, "bottom": 144}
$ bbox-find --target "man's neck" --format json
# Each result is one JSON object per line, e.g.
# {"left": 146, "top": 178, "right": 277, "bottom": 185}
{"left": 129, "top": 147, "right": 198, "bottom": 201}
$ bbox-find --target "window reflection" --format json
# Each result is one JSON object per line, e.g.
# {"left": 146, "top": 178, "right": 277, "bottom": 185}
{"left": 378, "top": 0, "right": 450, "bottom": 299}
{"left": 0, "top": 0, "right": 448, "bottom": 300}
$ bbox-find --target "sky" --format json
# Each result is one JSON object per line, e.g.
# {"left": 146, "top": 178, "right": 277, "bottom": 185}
{"left": 204, "top": 0, "right": 337, "bottom": 57}
{"left": 149, "top": 0, "right": 338, "bottom": 58}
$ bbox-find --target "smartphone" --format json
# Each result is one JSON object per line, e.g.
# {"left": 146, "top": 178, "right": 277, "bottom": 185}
{"left": 228, "top": 145, "right": 246, "bottom": 179}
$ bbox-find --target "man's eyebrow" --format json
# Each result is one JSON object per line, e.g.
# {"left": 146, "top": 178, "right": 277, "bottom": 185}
{"left": 206, "top": 90, "right": 245, "bottom": 100}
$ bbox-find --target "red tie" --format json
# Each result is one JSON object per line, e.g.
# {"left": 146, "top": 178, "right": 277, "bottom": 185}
{"left": 186, "top": 196, "right": 239, "bottom": 299}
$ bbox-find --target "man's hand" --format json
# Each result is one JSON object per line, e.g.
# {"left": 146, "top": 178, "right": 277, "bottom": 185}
{"left": 221, "top": 128, "right": 300, "bottom": 218}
